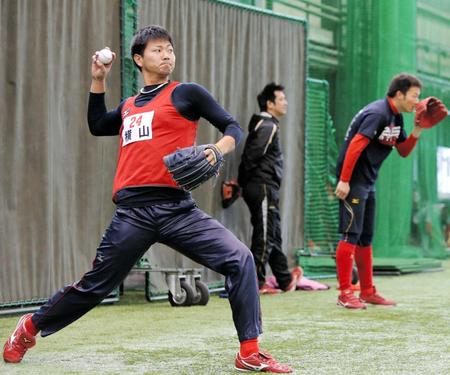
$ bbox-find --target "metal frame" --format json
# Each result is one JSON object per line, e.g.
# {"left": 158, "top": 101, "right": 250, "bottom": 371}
{"left": 0, "top": 293, "right": 119, "bottom": 317}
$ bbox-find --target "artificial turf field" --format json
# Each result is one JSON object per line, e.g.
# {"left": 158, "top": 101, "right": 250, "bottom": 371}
{"left": 1, "top": 260, "right": 449, "bottom": 374}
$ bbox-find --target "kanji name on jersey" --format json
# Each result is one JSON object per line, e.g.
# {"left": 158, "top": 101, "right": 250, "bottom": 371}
{"left": 122, "top": 111, "right": 154, "bottom": 146}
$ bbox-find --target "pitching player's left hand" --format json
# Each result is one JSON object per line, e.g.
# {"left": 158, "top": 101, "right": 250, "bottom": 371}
{"left": 204, "top": 148, "right": 218, "bottom": 165}
{"left": 163, "top": 144, "right": 224, "bottom": 191}
{"left": 335, "top": 180, "right": 350, "bottom": 200}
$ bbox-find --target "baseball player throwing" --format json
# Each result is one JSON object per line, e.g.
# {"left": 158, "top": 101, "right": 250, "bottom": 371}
{"left": 3, "top": 25, "right": 293, "bottom": 373}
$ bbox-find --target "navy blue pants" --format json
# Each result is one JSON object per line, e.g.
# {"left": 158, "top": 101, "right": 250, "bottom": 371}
{"left": 242, "top": 183, "right": 291, "bottom": 290}
{"left": 338, "top": 183, "right": 376, "bottom": 246}
{"left": 32, "top": 199, "right": 262, "bottom": 342}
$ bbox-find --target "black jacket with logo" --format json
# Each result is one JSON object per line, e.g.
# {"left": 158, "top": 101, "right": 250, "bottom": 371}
{"left": 238, "top": 112, "right": 283, "bottom": 189}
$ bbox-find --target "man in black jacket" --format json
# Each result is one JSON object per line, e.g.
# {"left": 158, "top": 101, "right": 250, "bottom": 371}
{"left": 238, "top": 83, "right": 301, "bottom": 294}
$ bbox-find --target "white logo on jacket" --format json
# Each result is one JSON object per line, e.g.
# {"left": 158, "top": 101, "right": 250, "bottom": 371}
{"left": 378, "top": 124, "right": 401, "bottom": 146}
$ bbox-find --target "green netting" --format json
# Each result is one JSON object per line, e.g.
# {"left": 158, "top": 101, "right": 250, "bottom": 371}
{"left": 419, "top": 76, "right": 450, "bottom": 148}
{"left": 417, "top": 0, "right": 450, "bottom": 80}
{"left": 335, "top": 0, "right": 448, "bottom": 262}
{"left": 235, "top": 0, "right": 450, "bottom": 268}
{"left": 368, "top": 1, "right": 418, "bottom": 259}
{"left": 304, "top": 78, "right": 340, "bottom": 254}
{"left": 372, "top": 258, "right": 443, "bottom": 274}
{"left": 410, "top": 75, "right": 450, "bottom": 259}
{"left": 295, "top": 255, "right": 336, "bottom": 278}
{"left": 337, "top": 0, "right": 416, "bottom": 257}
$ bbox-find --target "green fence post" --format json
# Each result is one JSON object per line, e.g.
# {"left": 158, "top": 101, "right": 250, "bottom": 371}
{"left": 120, "top": 0, "right": 138, "bottom": 99}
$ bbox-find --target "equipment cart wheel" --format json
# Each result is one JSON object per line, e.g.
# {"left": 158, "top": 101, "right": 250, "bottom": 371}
{"left": 192, "top": 280, "right": 210, "bottom": 305}
{"left": 168, "top": 280, "right": 195, "bottom": 307}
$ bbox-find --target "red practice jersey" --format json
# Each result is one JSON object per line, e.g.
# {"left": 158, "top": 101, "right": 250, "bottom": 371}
{"left": 112, "top": 82, "right": 198, "bottom": 198}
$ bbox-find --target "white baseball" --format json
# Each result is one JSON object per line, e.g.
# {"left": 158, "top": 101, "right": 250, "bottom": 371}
{"left": 98, "top": 48, "right": 113, "bottom": 64}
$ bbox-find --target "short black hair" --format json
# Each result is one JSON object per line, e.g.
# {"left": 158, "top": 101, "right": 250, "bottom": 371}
{"left": 257, "top": 82, "right": 285, "bottom": 111}
{"left": 130, "top": 25, "right": 173, "bottom": 71}
{"left": 386, "top": 73, "right": 422, "bottom": 97}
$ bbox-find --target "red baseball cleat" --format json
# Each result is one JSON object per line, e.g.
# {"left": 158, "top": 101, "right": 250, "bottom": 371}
{"left": 3, "top": 314, "right": 36, "bottom": 363}
{"left": 235, "top": 350, "right": 293, "bottom": 373}
{"left": 283, "top": 266, "right": 303, "bottom": 292}
{"left": 259, "top": 284, "right": 282, "bottom": 295}
{"left": 360, "top": 287, "right": 396, "bottom": 306}
{"left": 337, "top": 290, "right": 366, "bottom": 309}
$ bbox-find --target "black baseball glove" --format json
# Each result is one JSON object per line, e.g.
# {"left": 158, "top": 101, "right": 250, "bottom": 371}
{"left": 163, "top": 144, "right": 224, "bottom": 191}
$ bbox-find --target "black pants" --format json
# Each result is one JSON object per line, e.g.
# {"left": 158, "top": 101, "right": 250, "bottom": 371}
{"left": 338, "top": 183, "right": 376, "bottom": 246}
{"left": 242, "top": 183, "right": 291, "bottom": 289}
{"left": 32, "top": 199, "right": 262, "bottom": 342}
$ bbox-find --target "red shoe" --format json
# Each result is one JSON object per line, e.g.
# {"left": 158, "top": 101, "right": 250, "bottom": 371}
{"left": 360, "top": 287, "right": 396, "bottom": 306}
{"left": 283, "top": 266, "right": 303, "bottom": 292}
{"left": 337, "top": 290, "right": 366, "bottom": 309}
{"left": 235, "top": 350, "right": 293, "bottom": 373}
{"left": 259, "top": 284, "right": 282, "bottom": 295}
{"left": 3, "top": 314, "right": 36, "bottom": 363}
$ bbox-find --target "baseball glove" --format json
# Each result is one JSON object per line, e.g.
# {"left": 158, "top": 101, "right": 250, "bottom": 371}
{"left": 221, "top": 179, "right": 241, "bottom": 208}
{"left": 163, "top": 144, "right": 224, "bottom": 191}
{"left": 414, "top": 96, "right": 448, "bottom": 128}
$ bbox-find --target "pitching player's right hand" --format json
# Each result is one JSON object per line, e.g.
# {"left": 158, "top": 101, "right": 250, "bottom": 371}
{"left": 91, "top": 48, "right": 116, "bottom": 82}
{"left": 335, "top": 180, "right": 350, "bottom": 200}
